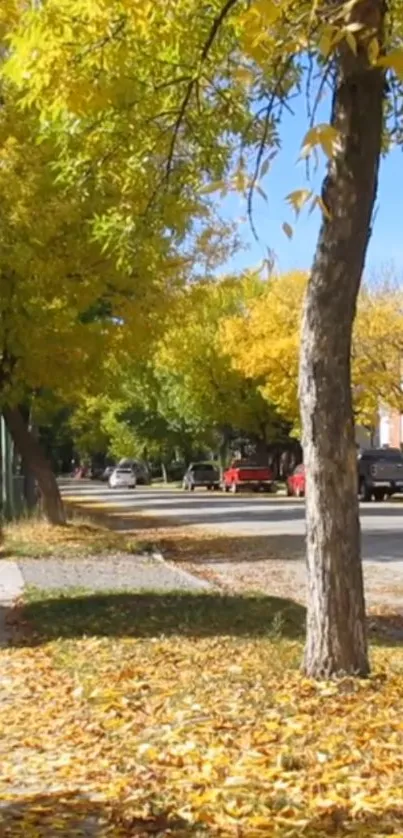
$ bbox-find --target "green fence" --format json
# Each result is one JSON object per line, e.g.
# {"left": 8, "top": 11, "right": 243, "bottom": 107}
{"left": 0, "top": 417, "right": 27, "bottom": 521}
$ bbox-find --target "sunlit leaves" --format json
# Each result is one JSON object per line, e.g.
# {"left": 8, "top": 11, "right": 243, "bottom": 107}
{"left": 352, "top": 284, "right": 403, "bottom": 426}
{"left": 221, "top": 272, "right": 403, "bottom": 435}
{"left": 3, "top": 598, "right": 403, "bottom": 836}
{"left": 300, "top": 124, "right": 341, "bottom": 160}
{"left": 5, "top": 0, "right": 247, "bottom": 272}
{"left": 239, "top": 0, "right": 282, "bottom": 64}
{"left": 153, "top": 275, "right": 278, "bottom": 440}
{"left": 379, "top": 48, "right": 403, "bottom": 78}
{"left": 286, "top": 188, "right": 312, "bottom": 215}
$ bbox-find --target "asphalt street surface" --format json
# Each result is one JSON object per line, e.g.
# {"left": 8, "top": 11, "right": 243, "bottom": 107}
{"left": 61, "top": 482, "right": 403, "bottom": 564}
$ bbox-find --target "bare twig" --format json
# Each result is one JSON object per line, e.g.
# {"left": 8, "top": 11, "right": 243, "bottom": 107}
{"left": 246, "top": 55, "right": 295, "bottom": 240}
{"left": 247, "top": 105, "right": 273, "bottom": 242}
{"left": 165, "top": 0, "right": 241, "bottom": 177}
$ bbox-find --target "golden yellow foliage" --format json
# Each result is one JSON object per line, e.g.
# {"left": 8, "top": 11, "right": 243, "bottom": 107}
{"left": 221, "top": 272, "right": 306, "bottom": 429}
{"left": 222, "top": 273, "right": 403, "bottom": 434}
{"left": 352, "top": 286, "right": 403, "bottom": 428}
{"left": 154, "top": 275, "right": 280, "bottom": 439}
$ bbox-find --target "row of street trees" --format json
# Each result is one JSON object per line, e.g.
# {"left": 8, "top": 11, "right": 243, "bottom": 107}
{"left": 65, "top": 271, "right": 403, "bottom": 473}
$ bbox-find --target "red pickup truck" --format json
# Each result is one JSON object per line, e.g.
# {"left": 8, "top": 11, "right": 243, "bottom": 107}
{"left": 223, "top": 460, "right": 274, "bottom": 493}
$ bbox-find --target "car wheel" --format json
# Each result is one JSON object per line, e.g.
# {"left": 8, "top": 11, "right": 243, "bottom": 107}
{"left": 358, "top": 479, "right": 371, "bottom": 502}
{"left": 373, "top": 489, "right": 385, "bottom": 502}
{"left": 230, "top": 482, "right": 238, "bottom": 494}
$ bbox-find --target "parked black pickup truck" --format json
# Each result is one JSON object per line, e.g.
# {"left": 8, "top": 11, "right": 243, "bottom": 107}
{"left": 358, "top": 447, "right": 403, "bottom": 501}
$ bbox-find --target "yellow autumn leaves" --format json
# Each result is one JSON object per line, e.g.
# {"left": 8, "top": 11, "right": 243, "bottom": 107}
{"left": 221, "top": 271, "right": 403, "bottom": 432}
{"left": 3, "top": 598, "right": 403, "bottom": 837}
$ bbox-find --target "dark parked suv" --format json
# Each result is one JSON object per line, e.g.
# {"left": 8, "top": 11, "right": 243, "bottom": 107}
{"left": 358, "top": 447, "right": 403, "bottom": 501}
{"left": 182, "top": 462, "right": 220, "bottom": 491}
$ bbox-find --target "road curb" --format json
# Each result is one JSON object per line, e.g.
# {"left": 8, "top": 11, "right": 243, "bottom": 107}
{"left": 150, "top": 547, "right": 213, "bottom": 590}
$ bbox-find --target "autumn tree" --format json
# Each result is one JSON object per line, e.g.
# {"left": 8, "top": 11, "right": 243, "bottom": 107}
{"left": 224, "top": 271, "right": 403, "bottom": 436}
{"left": 70, "top": 278, "right": 286, "bottom": 472}
{"left": 69, "top": 376, "right": 203, "bottom": 474}
{"left": 222, "top": 272, "right": 306, "bottom": 431}
{"left": 0, "top": 99, "right": 194, "bottom": 522}
{"left": 0, "top": 2, "right": 239, "bottom": 522}
{"left": 352, "top": 284, "right": 403, "bottom": 433}
{"left": 154, "top": 276, "right": 285, "bottom": 467}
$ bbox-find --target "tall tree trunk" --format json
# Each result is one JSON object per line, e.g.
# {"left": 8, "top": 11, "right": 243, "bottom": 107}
{"left": 218, "top": 426, "right": 231, "bottom": 477}
{"left": 255, "top": 436, "right": 268, "bottom": 466}
{"left": 21, "top": 407, "right": 39, "bottom": 511}
{"left": 3, "top": 406, "right": 66, "bottom": 525}
{"left": 299, "top": 0, "right": 385, "bottom": 677}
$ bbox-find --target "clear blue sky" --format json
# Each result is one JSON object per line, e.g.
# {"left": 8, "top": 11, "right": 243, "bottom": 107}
{"left": 220, "top": 94, "right": 403, "bottom": 279}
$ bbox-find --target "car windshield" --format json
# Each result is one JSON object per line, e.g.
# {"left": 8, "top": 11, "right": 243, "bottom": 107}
{"left": 192, "top": 463, "right": 214, "bottom": 470}
{"left": 361, "top": 449, "right": 403, "bottom": 462}
{"left": 232, "top": 460, "right": 260, "bottom": 468}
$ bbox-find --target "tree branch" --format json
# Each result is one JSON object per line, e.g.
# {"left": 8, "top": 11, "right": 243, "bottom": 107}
{"left": 246, "top": 55, "right": 295, "bottom": 241}
{"left": 165, "top": 0, "right": 241, "bottom": 177}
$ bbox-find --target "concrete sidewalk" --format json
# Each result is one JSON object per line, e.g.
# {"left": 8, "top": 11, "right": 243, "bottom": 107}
{"left": 0, "top": 560, "right": 24, "bottom": 646}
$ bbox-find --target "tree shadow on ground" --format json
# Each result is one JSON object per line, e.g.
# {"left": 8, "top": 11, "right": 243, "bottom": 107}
{"left": 81, "top": 512, "right": 403, "bottom": 565}
{"left": 2, "top": 789, "right": 403, "bottom": 838}
{"left": 0, "top": 790, "right": 197, "bottom": 837}
{"left": 157, "top": 528, "right": 403, "bottom": 565}
{"left": 156, "top": 530, "right": 304, "bottom": 563}
{"left": 10, "top": 592, "right": 403, "bottom": 648}
{"left": 12, "top": 591, "right": 306, "bottom": 645}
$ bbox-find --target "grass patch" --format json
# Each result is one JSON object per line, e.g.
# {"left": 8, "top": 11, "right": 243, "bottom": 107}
{"left": 19, "top": 587, "right": 306, "bottom": 643}
{"left": 2, "top": 516, "right": 141, "bottom": 559}
{"left": 3, "top": 587, "right": 403, "bottom": 837}
{"left": 151, "top": 480, "right": 182, "bottom": 490}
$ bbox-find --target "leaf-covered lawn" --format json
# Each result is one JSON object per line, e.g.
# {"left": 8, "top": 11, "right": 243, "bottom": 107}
{"left": 2, "top": 590, "right": 403, "bottom": 836}
{"left": 2, "top": 517, "right": 140, "bottom": 559}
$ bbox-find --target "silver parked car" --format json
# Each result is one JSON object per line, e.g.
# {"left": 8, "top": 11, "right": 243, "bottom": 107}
{"left": 118, "top": 459, "right": 151, "bottom": 485}
{"left": 108, "top": 467, "right": 136, "bottom": 489}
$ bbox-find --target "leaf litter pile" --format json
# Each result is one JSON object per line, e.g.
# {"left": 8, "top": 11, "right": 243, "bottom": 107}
{"left": 2, "top": 517, "right": 140, "bottom": 559}
{"left": 2, "top": 590, "right": 403, "bottom": 836}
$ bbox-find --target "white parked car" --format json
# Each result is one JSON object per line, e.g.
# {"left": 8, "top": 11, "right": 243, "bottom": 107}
{"left": 108, "top": 467, "right": 137, "bottom": 489}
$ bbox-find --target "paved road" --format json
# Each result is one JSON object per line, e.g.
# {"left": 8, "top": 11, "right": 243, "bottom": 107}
{"left": 62, "top": 482, "right": 403, "bottom": 564}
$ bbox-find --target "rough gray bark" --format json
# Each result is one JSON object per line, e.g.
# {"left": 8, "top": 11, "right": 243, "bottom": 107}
{"left": 3, "top": 405, "right": 66, "bottom": 525}
{"left": 299, "top": 0, "right": 385, "bottom": 677}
